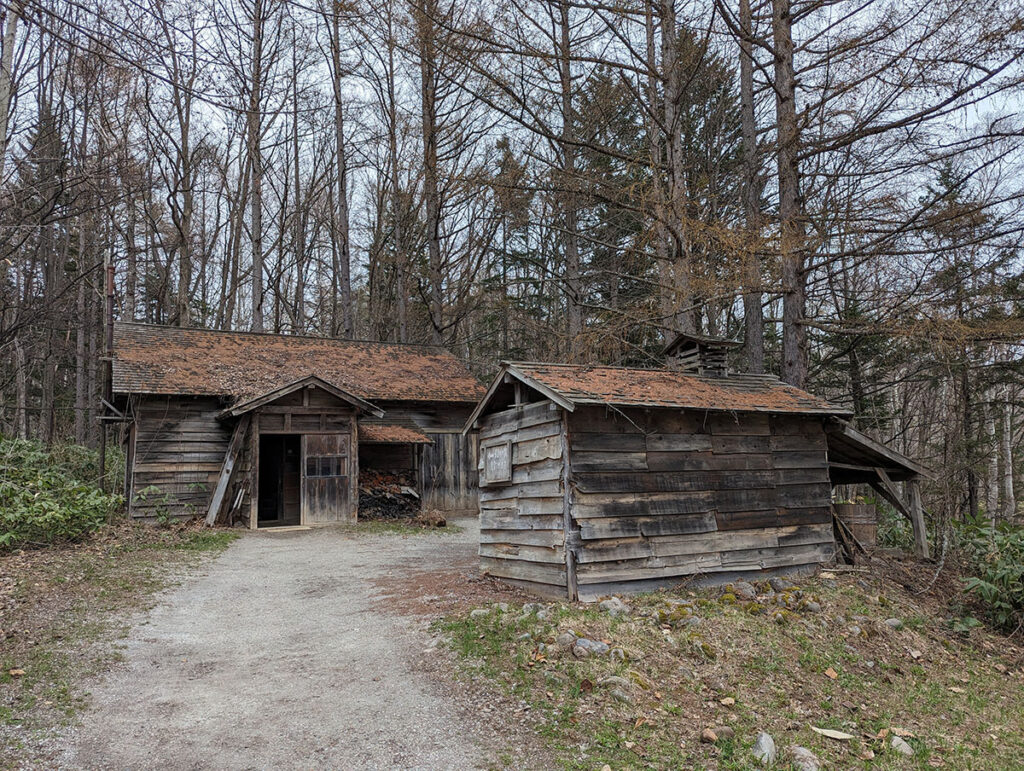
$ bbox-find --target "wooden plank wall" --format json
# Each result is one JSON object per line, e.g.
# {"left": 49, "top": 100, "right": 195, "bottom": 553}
{"left": 478, "top": 400, "right": 568, "bottom": 596}
{"left": 373, "top": 401, "right": 480, "bottom": 513}
{"left": 567, "top": 406, "right": 834, "bottom": 598}
{"left": 130, "top": 396, "right": 233, "bottom": 520}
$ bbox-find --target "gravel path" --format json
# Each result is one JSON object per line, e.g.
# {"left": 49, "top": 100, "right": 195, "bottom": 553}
{"left": 58, "top": 520, "right": 510, "bottom": 770}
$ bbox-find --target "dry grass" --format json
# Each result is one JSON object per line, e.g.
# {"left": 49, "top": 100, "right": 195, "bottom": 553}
{"left": 439, "top": 563, "right": 1024, "bottom": 770}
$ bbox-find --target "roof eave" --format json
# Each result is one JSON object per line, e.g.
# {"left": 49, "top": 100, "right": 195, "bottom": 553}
{"left": 460, "top": 363, "right": 576, "bottom": 434}
{"left": 219, "top": 375, "right": 384, "bottom": 419}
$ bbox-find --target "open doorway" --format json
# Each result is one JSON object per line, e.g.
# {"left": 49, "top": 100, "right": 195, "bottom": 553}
{"left": 258, "top": 434, "right": 301, "bottom": 527}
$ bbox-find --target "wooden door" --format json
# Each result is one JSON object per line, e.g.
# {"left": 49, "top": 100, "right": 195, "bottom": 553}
{"left": 301, "top": 434, "right": 351, "bottom": 524}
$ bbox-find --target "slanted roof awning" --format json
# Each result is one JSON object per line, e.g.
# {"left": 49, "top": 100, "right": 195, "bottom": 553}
{"left": 826, "top": 419, "right": 932, "bottom": 484}
{"left": 359, "top": 424, "right": 432, "bottom": 444}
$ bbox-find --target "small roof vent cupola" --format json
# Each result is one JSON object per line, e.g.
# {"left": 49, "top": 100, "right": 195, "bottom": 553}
{"left": 662, "top": 332, "right": 742, "bottom": 377}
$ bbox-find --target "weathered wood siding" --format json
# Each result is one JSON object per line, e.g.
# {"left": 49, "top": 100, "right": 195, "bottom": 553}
{"left": 566, "top": 406, "right": 834, "bottom": 599}
{"left": 376, "top": 400, "right": 479, "bottom": 513}
{"left": 477, "top": 400, "right": 568, "bottom": 596}
{"left": 129, "top": 396, "right": 232, "bottom": 520}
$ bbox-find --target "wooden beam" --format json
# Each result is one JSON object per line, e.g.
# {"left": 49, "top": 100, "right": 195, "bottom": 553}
{"left": 870, "top": 467, "right": 930, "bottom": 560}
{"left": 204, "top": 414, "right": 251, "bottom": 527}
{"left": 907, "top": 478, "right": 930, "bottom": 560}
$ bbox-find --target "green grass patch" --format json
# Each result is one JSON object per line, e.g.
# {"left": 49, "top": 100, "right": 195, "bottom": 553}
{"left": 438, "top": 576, "right": 1024, "bottom": 770}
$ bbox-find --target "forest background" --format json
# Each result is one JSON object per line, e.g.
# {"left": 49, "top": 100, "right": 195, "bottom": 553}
{"left": 0, "top": 0, "right": 1021, "bottom": 530}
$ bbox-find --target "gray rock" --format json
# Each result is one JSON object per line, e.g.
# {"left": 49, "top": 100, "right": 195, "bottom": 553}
{"left": 515, "top": 632, "right": 532, "bottom": 641}
{"left": 848, "top": 625, "right": 862, "bottom": 636}
{"left": 597, "top": 675, "right": 631, "bottom": 689}
{"left": 536, "top": 609, "right": 550, "bottom": 621}
{"left": 790, "top": 745, "right": 821, "bottom": 771}
{"left": 731, "top": 581, "right": 758, "bottom": 601}
{"left": 752, "top": 732, "right": 777, "bottom": 765}
{"left": 609, "top": 647, "right": 626, "bottom": 661}
{"left": 610, "top": 688, "right": 633, "bottom": 704}
{"left": 469, "top": 608, "right": 490, "bottom": 619}
{"left": 715, "top": 725, "right": 735, "bottom": 740}
{"left": 572, "top": 637, "right": 610, "bottom": 657}
{"left": 599, "top": 597, "right": 631, "bottom": 617}
{"left": 891, "top": 736, "right": 914, "bottom": 756}
{"left": 769, "top": 577, "right": 796, "bottom": 592}
{"left": 521, "top": 602, "right": 540, "bottom": 615}
{"left": 803, "top": 601, "right": 822, "bottom": 613}
{"left": 493, "top": 602, "right": 509, "bottom": 613}
{"left": 884, "top": 617, "right": 903, "bottom": 630}
{"left": 555, "top": 632, "right": 577, "bottom": 648}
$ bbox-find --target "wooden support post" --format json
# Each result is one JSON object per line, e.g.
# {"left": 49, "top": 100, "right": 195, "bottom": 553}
{"left": 205, "top": 414, "right": 251, "bottom": 526}
{"left": 870, "top": 467, "right": 930, "bottom": 560}
{"left": 907, "top": 478, "right": 930, "bottom": 560}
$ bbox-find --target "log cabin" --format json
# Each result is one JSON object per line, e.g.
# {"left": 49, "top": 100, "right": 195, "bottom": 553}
{"left": 463, "top": 335, "right": 929, "bottom": 600}
{"left": 111, "top": 323, "right": 484, "bottom": 528}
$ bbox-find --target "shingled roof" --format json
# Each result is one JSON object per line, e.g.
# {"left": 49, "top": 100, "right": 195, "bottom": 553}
{"left": 112, "top": 323, "right": 485, "bottom": 404}
{"left": 465, "top": 361, "right": 851, "bottom": 429}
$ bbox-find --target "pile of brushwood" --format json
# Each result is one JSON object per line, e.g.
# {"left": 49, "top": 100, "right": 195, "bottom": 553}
{"left": 358, "top": 469, "right": 420, "bottom": 519}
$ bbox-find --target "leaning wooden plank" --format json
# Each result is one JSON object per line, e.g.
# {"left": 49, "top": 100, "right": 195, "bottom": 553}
{"left": 906, "top": 478, "right": 931, "bottom": 559}
{"left": 578, "top": 511, "right": 717, "bottom": 540}
{"left": 480, "top": 556, "right": 567, "bottom": 586}
{"left": 574, "top": 470, "right": 775, "bottom": 495}
{"left": 480, "top": 529, "right": 565, "bottom": 548}
{"left": 479, "top": 543, "right": 566, "bottom": 565}
{"left": 479, "top": 511, "right": 564, "bottom": 530}
{"left": 575, "top": 552, "right": 723, "bottom": 583}
{"left": 572, "top": 490, "right": 714, "bottom": 519}
{"left": 204, "top": 415, "right": 251, "bottom": 527}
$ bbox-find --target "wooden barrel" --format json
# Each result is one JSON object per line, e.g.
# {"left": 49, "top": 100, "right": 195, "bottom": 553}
{"left": 834, "top": 503, "right": 877, "bottom": 549}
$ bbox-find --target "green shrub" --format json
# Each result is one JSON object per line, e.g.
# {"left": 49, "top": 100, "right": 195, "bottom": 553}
{"left": 0, "top": 437, "right": 124, "bottom": 550}
{"left": 960, "top": 522, "right": 1024, "bottom": 631}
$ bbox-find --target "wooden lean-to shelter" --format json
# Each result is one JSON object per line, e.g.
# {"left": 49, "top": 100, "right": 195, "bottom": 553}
{"left": 463, "top": 334, "right": 929, "bottom": 601}
{"left": 110, "top": 323, "right": 484, "bottom": 528}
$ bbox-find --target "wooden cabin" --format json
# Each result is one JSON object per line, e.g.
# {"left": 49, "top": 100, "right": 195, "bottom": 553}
{"left": 111, "top": 323, "right": 484, "bottom": 528}
{"left": 463, "top": 348, "right": 928, "bottom": 601}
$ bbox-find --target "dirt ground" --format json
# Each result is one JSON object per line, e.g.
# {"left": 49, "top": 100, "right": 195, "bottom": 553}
{"left": 53, "top": 519, "right": 543, "bottom": 770}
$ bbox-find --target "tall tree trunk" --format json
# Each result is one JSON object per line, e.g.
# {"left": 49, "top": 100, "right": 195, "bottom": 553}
{"left": 0, "top": 0, "right": 20, "bottom": 187}
{"left": 13, "top": 335, "right": 27, "bottom": 439}
{"left": 74, "top": 253, "right": 88, "bottom": 445}
{"left": 330, "top": 7, "right": 353, "bottom": 338}
{"left": 558, "top": 0, "right": 582, "bottom": 355}
{"left": 417, "top": 0, "right": 444, "bottom": 345}
{"left": 772, "top": 0, "right": 807, "bottom": 386}
{"left": 1002, "top": 389, "right": 1016, "bottom": 520}
{"left": 291, "top": 48, "right": 305, "bottom": 332}
{"left": 985, "top": 396, "right": 999, "bottom": 524}
{"left": 739, "top": 0, "right": 764, "bottom": 372}
{"left": 645, "top": 1, "right": 673, "bottom": 342}
{"left": 248, "top": 0, "right": 266, "bottom": 332}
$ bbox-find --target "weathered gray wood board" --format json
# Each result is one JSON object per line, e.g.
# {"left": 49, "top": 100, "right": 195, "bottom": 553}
{"left": 475, "top": 398, "right": 836, "bottom": 600}
{"left": 566, "top": 406, "right": 834, "bottom": 597}
{"left": 374, "top": 400, "right": 479, "bottom": 513}
{"left": 129, "top": 396, "right": 232, "bottom": 520}
{"left": 477, "top": 400, "right": 567, "bottom": 593}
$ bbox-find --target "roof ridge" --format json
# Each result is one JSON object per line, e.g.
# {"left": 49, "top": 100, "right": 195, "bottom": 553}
{"left": 115, "top": 321, "right": 453, "bottom": 353}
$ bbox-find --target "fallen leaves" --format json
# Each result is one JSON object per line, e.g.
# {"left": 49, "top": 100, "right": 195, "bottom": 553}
{"left": 824, "top": 667, "right": 839, "bottom": 680}
{"left": 8, "top": 668, "right": 25, "bottom": 677}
